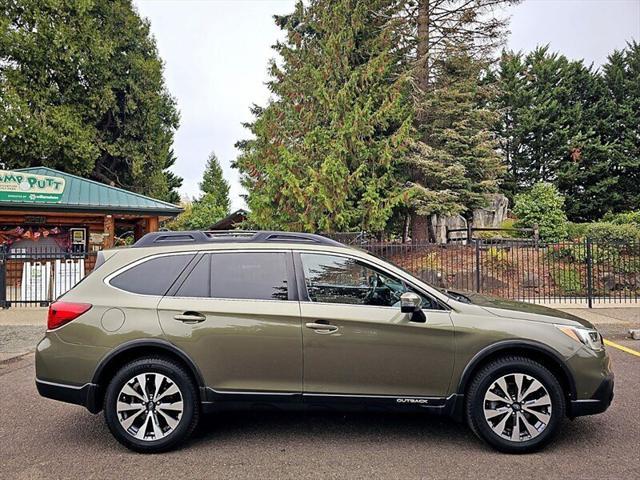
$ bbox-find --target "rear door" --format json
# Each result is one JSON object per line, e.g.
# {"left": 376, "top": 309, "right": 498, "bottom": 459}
{"left": 157, "top": 250, "right": 302, "bottom": 395}
{"left": 297, "top": 252, "right": 454, "bottom": 398}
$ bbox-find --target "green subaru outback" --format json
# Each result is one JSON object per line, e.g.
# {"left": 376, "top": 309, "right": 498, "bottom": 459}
{"left": 36, "top": 231, "right": 613, "bottom": 453}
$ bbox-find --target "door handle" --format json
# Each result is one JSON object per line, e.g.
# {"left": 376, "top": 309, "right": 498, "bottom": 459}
{"left": 305, "top": 322, "right": 338, "bottom": 333}
{"left": 174, "top": 312, "right": 206, "bottom": 324}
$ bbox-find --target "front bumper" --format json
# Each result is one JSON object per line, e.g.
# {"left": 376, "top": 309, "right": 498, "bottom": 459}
{"left": 35, "top": 378, "right": 101, "bottom": 414}
{"left": 568, "top": 373, "right": 614, "bottom": 417}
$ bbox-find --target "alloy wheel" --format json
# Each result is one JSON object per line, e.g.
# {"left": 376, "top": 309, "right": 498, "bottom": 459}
{"left": 483, "top": 373, "right": 552, "bottom": 442}
{"left": 116, "top": 372, "right": 184, "bottom": 441}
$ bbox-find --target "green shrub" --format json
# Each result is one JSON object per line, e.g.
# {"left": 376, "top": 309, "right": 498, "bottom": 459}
{"left": 546, "top": 242, "right": 628, "bottom": 266}
{"left": 475, "top": 229, "right": 499, "bottom": 239}
{"left": 584, "top": 222, "right": 640, "bottom": 244}
{"left": 498, "top": 218, "right": 522, "bottom": 238}
{"left": 547, "top": 243, "right": 586, "bottom": 262}
{"left": 614, "top": 256, "right": 640, "bottom": 274}
{"left": 485, "top": 246, "right": 512, "bottom": 270}
{"left": 602, "top": 211, "right": 640, "bottom": 227}
{"left": 513, "top": 183, "right": 568, "bottom": 242}
{"left": 566, "top": 222, "right": 588, "bottom": 240}
{"left": 591, "top": 244, "right": 621, "bottom": 264}
{"left": 552, "top": 268, "right": 582, "bottom": 294}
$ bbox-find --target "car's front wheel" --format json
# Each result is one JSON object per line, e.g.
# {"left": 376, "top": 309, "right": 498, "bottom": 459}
{"left": 104, "top": 357, "right": 200, "bottom": 453}
{"left": 466, "top": 356, "right": 565, "bottom": 453}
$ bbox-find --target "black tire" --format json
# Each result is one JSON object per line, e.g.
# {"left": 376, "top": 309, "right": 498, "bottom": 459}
{"left": 465, "top": 356, "right": 565, "bottom": 453}
{"left": 104, "top": 357, "right": 200, "bottom": 453}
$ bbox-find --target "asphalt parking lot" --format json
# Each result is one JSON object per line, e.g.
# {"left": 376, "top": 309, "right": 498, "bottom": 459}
{"left": 0, "top": 340, "right": 638, "bottom": 480}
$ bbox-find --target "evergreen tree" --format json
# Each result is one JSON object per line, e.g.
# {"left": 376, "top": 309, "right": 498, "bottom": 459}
{"left": 406, "top": 0, "right": 516, "bottom": 241}
{"left": 494, "top": 44, "right": 639, "bottom": 221}
{"left": 200, "top": 151, "right": 231, "bottom": 213}
{"left": 168, "top": 152, "right": 230, "bottom": 230}
{"left": 234, "top": 0, "right": 412, "bottom": 232}
{"left": 406, "top": 50, "right": 504, "bottom": 230}
{"left": 160, "top": 149, "right": 183, "bottom": 204}
{"left": 599, "top": 42, "right": 640, "bottom": 215}
{"left": 0, "top": 0, "right": 181, "bottom": 201}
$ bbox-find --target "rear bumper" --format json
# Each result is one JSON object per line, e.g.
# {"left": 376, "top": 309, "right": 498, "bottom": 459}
{"left": 36, "top": 378, "right": 101, "bottom": 414}
{"left": 569, "top": 373, "right": 614, "bottom": 417}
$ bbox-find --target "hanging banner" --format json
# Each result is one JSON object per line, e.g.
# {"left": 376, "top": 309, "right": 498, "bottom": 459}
{"left": 21, "top": 261, "right": 52, "bottom": 302}
{"left": 0, "top": 170, "right": 65, "bottom": 203}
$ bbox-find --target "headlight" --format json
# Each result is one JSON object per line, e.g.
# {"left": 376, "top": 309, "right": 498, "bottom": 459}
{"left": 555, "top": 324, "right": 604, "bottom": 351}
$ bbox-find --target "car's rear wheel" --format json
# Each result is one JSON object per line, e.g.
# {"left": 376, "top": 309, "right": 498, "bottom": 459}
{"left": 104, "top": 357, "right": 199, "bottom": 453}
{"left": 466, "top": 356, "right": 565, "bottom": 453}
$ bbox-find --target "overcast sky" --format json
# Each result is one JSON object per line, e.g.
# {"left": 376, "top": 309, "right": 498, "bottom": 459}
{"left": 133, "top": 0, "right": 640, "bottom": 210}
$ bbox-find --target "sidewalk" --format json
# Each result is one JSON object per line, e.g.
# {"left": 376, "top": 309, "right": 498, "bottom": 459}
{"left": 556, "top": 306, "right": 639, "bottom": 340}
{"left": 0, "top": 308, "right": 46, "bottom": 362}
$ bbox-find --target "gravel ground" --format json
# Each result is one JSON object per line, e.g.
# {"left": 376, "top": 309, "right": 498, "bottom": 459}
{"left": 0, "top": 325, "right": 44, "bottom": 362}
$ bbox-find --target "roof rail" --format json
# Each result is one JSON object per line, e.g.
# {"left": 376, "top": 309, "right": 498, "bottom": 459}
{"left": 132, "top": 230, "right": 344, "bottom": 248}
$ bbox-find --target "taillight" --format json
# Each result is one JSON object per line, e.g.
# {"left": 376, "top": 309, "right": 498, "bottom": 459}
{"left": 47, "top": 302, "right": 92, "bottom": 330}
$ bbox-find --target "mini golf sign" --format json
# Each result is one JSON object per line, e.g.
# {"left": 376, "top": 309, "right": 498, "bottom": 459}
{"left": 0, "top": 170, "right": 65, "bottom": 203}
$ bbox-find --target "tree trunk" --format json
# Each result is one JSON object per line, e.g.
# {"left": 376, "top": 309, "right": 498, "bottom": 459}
{"left": 411, "top": 0, "right": 432, "bottom": 240}
{"left": 416, "top": 0, "right": 430, "bottom": 94}
{"left": 411, "top": 213, "right": 429, "bottom": 243}
{"left": 402, "top": 214, "right": 410, "bottom": 243}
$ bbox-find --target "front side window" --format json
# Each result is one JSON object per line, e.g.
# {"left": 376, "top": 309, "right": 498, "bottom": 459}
{"left": 300, "top": 253, "right": 438, "bottom": 309}
{"left": 110, "top": 254, "right": 195, "bottom": 296}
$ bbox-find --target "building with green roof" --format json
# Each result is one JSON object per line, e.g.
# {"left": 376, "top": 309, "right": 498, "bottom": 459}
{"left": 0, "top": 166, "right": 182, "bottom": 251}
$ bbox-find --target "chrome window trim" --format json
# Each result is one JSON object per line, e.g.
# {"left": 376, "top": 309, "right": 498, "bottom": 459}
{"left": 105, "top": 248, "right": 294, "bottom": 300}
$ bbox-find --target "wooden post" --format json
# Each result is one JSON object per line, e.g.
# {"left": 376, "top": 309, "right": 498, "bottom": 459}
{"left": 146, "top": 216, "right": 159, "bottom": 234}
{"left": 103, "top": 215, "right": 115, "bottom": 249}
{"left": 134, "top": 220, "right": 145, "bottom": 242}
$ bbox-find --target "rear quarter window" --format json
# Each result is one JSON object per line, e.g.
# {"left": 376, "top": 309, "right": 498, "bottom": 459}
{"left": 109, "top": 254, "right": 195, "bottom": 295}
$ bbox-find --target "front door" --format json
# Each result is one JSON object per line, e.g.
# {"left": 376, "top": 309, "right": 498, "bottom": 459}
{"left": 297, "top": 252, "right": 454, "bottom": 398}
{"left": 157, "top": 250, "right": 302, "bottom": 394}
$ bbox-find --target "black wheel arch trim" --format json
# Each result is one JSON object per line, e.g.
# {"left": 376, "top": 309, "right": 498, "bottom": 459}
{"left": 91, "top": 338, "right": 206, "bottom": 390}
{"left": 456, "top": 339, "right": 577, "bottom": 399}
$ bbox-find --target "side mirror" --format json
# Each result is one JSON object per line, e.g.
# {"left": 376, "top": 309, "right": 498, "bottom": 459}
{"left": 400, "top": 292, "right": 422, "bottom": 314}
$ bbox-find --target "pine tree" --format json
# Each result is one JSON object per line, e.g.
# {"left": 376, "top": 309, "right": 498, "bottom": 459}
{"left": 406, "top": 0, "right": 516, "bottom": 241}
{"left": 494, "top": 44, "right": 639, "bottom": 221}
{"left": 234, "top": 0, "right": 412, "bottom": 233}
{"left": 406, "top": 50, "right": 504, "bottom": 230}
{"left": 168, "top": 152, "right": 230, "bottom": 230}
{"left": 200, "top": 152, "right": 231, "bottom": 213}
{"left": 600, "top": 42, "right": 640, "bottom": 215}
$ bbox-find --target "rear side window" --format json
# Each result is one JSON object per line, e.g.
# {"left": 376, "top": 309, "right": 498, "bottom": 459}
{"left": 110, "top": 254, "right": 195, "bottom": 295}
{"left": 209, "top": 252, "right": 289, "bottom": 301}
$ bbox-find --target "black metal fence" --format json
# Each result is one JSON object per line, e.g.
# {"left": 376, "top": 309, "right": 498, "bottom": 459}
{"left": 0, "top": 248, "right": 97, "bottom": 308}
{"left": 1, "top": 239, "right": 638, "bottom": 307}
{"left": 361, "top": 238, "right": 640, "bottom": 306}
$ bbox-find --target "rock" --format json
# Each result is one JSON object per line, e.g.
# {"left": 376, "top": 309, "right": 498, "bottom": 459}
{"left": 425, "top": 193, "right": 510, "bottom": 244}
{"left": 472, "top": 193, "right": 509, "bottom": 229}
{"left": 417, "top": 269, "right": 448, "bottom": 288}
{"left": 626, "top": 273, "right": 640, "bottom": 289}
{"left": 629, "top": 329, "right": 640, "bottom": 341}
{"left": 602, "top": 273, "right": 625, "bottom": 291}
{"left": 450, "top": 271, "right": 506, "bottom": 291}
{"left": 431, "top": 214, "right": 467, "bottom": 245}
{"left": 521, "top": 272, "right": 541, "bottom": 288}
